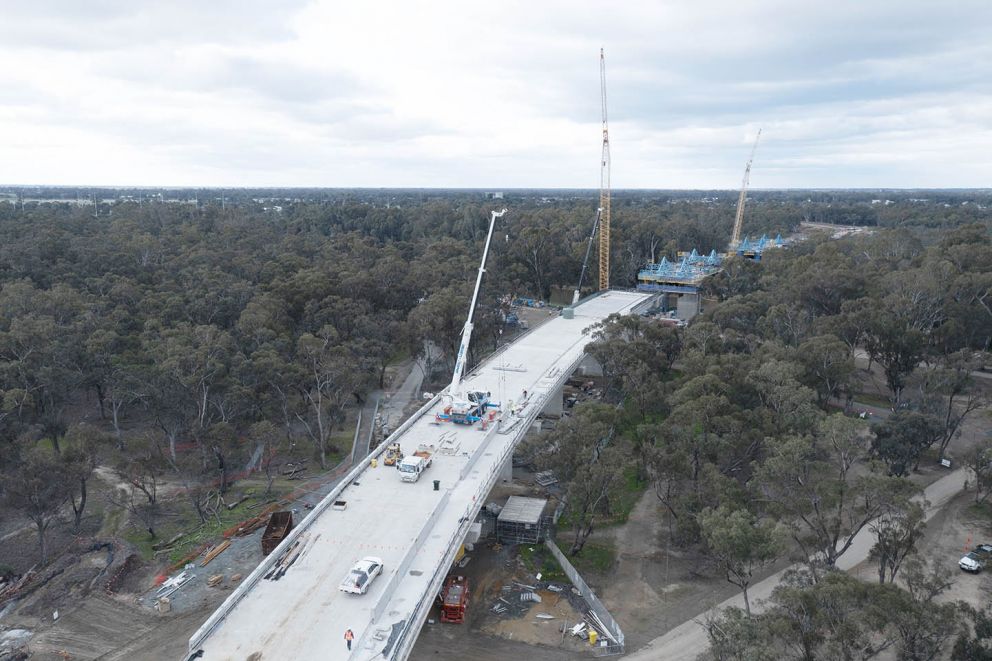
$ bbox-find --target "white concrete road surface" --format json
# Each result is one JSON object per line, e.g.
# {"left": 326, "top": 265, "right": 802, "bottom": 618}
{"left": 626, "top": 468, "right": 970, "bottom": 661}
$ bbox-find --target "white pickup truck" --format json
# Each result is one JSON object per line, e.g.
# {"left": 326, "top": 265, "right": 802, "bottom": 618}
{"left": 959, "top": 543, "right": 992, "bottom": 573}
{"left": 339, "top": 556, "right": 383, "bottom": 594}
{"left": 398, "top": 445, "right": 434, "bottom": 482}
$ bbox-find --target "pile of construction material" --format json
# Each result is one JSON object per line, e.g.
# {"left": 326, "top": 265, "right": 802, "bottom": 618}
{"left": 567, "top": 611, "right": 619, "bottom": 647}
{"left": 264, "top": 532, "right": 316, "bottom": 581}
{"left": 534, "top": 470, "right": 558, "bottom": 487}
{"left": 489, "top": 580, "right": 578, "bottom": 618}
{"left": 156, "top": 569, "right": 195, "bottom": 601}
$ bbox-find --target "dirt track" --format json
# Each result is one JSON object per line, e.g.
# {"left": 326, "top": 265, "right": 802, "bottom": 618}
{"left": 24, "top": 592, "right": 211, "bottom": 661}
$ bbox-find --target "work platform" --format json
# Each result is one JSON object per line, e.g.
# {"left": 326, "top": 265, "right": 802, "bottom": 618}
{"left": 188, "top": 290, "right": 650, "bottom": 661}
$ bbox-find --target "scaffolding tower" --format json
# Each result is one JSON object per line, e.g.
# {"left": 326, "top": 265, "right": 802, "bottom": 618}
{"left": 496, "top": 496, "right": 549, "bottom": 545}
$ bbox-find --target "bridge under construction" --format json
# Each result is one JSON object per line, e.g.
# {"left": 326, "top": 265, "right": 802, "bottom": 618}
{"left": 188, "top": 289, "right": 651, "bottom": 661}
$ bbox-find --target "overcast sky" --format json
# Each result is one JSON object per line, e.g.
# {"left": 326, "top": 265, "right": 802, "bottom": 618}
{"left": 1, "top": 0, "right": 990, "bottom": 188}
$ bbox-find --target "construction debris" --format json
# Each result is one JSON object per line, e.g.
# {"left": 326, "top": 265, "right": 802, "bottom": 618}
{"left": 520, "top": 592, "right": 542, "bottom": 603}
{"left": 225, "top": 503, "right": 282, "bottom": 538}
{"left": 155, "top": 571, "right": 194, "bottom": 599}
{"left": 582, "top": 611, "right": 619, "bottom": 645}
{"left": 231, "top": 573, "right": 242, "bottom": 582}
{"left": 207, "top": 575, "right": 224, "bottom": 587}
{"left": 536, "top": 613, "right": 555, "bottom": 620}
{"left": 264, "top": 533, "right": 312, "bottom": 581}
{"left": 200, "top": 540, "right": 231, "bottom": 567}
{"left": 534, "top": 471, "right": 558, "bottom": 487}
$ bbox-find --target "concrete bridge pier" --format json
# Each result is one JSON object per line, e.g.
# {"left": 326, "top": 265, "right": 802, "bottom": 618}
{"left": 542, "top": 383, "right": 565, "bottom": 416}
{"left": 577, "top": 354, "right": 603, "bottom": 377}
{"left": 500, "top": 453, "right": 513, "bottom": 483}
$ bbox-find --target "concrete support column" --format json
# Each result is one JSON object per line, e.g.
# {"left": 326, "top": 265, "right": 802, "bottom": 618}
{"left": 542, "top": 384, "right": 564, "bottom": 416}
{"left": 500, "top": 455, "right": 513, "bottom": 483}
{"left": 578, "top": 354, "right": 603, "bottom": 377}
{"left": 677, "top": 292, "right": 700, "bottom": 320}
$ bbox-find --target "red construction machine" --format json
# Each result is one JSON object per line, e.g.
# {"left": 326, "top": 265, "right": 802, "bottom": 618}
{"left": 439, "top": 575, "right": 469, "bottom": 624}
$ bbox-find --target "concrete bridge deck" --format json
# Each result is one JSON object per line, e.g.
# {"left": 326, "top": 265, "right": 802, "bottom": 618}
{"left": 188, "top": 290, "right": 651, "bottom": 661}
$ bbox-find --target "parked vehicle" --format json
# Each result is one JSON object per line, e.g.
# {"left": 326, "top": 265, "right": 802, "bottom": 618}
{"left": 436, "top": 390, "right": 497, "bottom": 425}
{"left": 339, "top": 557, "right": 384, "bottom": 594}
{"left": 439, "top": 575, "right": 469, "bottom": 623}
{"left": 959, "top": 543, "right": 992, "bottom": 573}
{"left": 398, "top": 445, "right": 434, "bottom": 482}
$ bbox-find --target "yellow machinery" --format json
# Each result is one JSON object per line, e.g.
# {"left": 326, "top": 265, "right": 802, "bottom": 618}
{"left": 383, "top": 442, "right": 403, "bottom": 466}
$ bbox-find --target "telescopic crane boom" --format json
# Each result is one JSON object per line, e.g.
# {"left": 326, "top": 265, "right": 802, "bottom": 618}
{"left": 572, "top": 207, "right": 602, "bottom": 305}
{"left": 730, "top": 129, "right": 761, "bottom": 250}
{"left": 448, "top": 208, "right": 507, "bottom": 398}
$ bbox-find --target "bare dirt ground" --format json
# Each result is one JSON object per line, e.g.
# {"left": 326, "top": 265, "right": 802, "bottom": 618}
{"left": 410, "top": 540, "right": 590, "bottom": 660}
{"left": 894, "top": 489, "right": 992, "bottom": 610}
{"left": 21, "top": 592, "right": 212, "bottom": 661}
{"left": 412, "top": 627, "right": 577, "bottom": 661}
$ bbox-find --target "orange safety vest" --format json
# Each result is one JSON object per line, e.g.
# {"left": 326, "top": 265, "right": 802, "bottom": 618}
{"left": 345, "top": 630, "right": 354, "bottom": 641}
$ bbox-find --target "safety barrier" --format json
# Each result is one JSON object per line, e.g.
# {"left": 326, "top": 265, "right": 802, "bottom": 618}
{"left": 545, "top": 538, "right": 625, "bottom": 653}
{"left": 349, "top": 409, "right": 364, "bottom": 465}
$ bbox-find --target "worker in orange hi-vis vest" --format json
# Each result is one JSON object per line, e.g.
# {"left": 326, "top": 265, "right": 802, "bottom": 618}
{"left": 344, "top": 628, "right": 354, "bottom": 651}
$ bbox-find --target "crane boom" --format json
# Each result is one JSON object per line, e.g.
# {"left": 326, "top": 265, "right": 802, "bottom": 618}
{"left": 449, "top": 208, "right": 507, "bottom": 397}
{"left": 573, "top": 207, "right": 602, "bottom": 305}
{"left": 730, "top": 129, "right": 761, "bottom": 250}
{"left": 598, "top": 48, "right": 611, "bottom": 291}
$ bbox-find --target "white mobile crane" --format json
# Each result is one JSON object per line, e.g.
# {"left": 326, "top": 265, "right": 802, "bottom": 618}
{"left": 436, "top": 209, "right": 507, "bottom": 425}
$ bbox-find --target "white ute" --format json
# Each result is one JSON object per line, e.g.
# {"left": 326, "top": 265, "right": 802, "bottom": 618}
{"left": 339, "top": 556, "right": 383, "bottom": 594}
{"left": 398, "top": 444, "right": 434, "bottom": 482}
{"left": 959, "top": 543, "right": 992, "bottom": 573}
